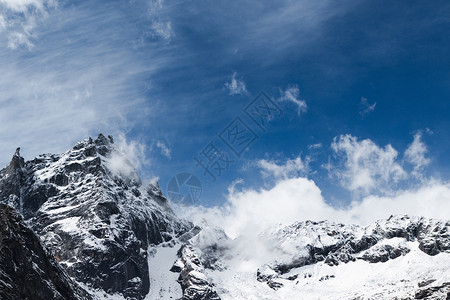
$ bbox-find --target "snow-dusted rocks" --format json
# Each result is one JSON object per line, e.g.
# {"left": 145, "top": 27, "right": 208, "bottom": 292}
{"left": 169, "top": 226, "right": 229, "bottom": 300}
{"left": 187, "top": 217, "right": 449, "bottom": 299}
{"left": 250, "top": 217, "right": 449, "bottom": 291}
{"left": 171, "top": 244, "right": 221, "bottom": 300}
{"left": 0, "top": 134, "right": 192, "bottom": 299}
{"left": 0, "top": 204, "right": 91, "bottom": 300}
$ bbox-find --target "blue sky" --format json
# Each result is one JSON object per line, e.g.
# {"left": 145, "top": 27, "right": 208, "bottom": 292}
{"left": 1, "top": 0, "right": 449, "bottom": 220}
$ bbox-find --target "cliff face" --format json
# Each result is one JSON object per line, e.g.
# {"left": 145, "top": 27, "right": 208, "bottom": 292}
{"left": 0, "top": 204, "right": 91, "bottom": 300}
{"left": 0, "top": 134, "right": 192, "bottom": 299}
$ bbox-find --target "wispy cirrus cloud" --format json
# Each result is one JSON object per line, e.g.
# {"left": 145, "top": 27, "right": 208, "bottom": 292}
{"left": 278, "top": 85, "right": 307, "bottom": 115}
{"left": 0, "top": 0, "right": 57, "bottom": 49}
{"left": 359, "top": 97, "right": 376, "bottom": 117}
{"left": 147, "top": 0, "right": 173, "bottom": 41}
{"left": 154, "top": 140, "right": 171, "bottom": 160}
{"left": 405, "top": 131, "right": 431, "bottom": 178}
{"left": 225, "top": 72, "right": 247, "bottom": 95}
{"left": 0, "top": 2, "right": 170, "bottom": 167}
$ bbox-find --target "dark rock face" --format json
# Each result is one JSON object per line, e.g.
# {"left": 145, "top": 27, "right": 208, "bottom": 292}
{"left": 414, "top": 282, "right": 450, "bottom": 299}
{"left": 358, "top": 243, "right": 410, "bottom": 263}
{"left": 171, "top": 244, "right": 221, "bottom": 300}
{"left": 0, "top": 134, "right": 192, "bottom": 299}
{"left": 0, "top": 204, "right": 91, "bottom": 300}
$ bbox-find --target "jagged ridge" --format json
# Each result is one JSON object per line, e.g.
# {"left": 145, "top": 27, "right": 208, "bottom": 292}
{"left": 0, "top": 134, "right": 192, "bottom": 299}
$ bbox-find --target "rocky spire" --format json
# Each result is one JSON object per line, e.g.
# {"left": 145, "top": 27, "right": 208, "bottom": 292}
{"left": 7, "top": 148, "right": 24, "bottom": 171}
{"left": 94, "top": 134, "right": 113, "bottom": 156}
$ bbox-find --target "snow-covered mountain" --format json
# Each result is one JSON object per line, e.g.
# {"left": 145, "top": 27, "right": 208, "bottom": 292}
{"left": 188, "top": 218, "right": 449, "bottom": 299}
{"left": 0, "top": 134, "right": 194, "bottom": 299}
{"left": 0, "top": 135, "right": 449, "bottom": 299}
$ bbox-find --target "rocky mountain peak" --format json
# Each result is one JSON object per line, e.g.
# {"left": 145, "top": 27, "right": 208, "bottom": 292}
{"left": 0, "top": 135, "right": 193, "bottom": 299}
{"left": 6, "top": 147, "right": 24, "bottom": 171}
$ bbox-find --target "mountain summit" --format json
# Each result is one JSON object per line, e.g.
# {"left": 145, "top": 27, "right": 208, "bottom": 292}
{"left": 0, "top": 134, "right": 193, "bottom": 299}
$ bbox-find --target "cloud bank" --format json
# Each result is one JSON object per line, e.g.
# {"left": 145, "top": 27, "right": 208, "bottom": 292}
{"left": 174, "top": 133, "right": 448, "bottom": 240}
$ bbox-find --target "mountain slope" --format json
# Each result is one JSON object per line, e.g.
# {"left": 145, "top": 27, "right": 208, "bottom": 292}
{"left": 0, "top": 134, "right": 192, "bottom": 299}
{"left": 181, "top": 217, "right": 450, "bottom": 299}
{"left": 0, "top": 204, "right": 91, "bottom": 300}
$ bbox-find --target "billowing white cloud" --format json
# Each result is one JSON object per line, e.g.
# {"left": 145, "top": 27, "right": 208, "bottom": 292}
{"left": 278, "top": 85, "right": 307, "bottom": 115}
{"left": 174, "top": 133, "right": 446, "bottom": 240}
{"left": 404, "top": 132, "right": 430, "bottom": 177}
{"left": 104, "top": 133, "right": 148, "bottom": 184}
{"left": 328, "top": 134, "right": 407, "bottom": 194}
{"left": 256, "top": 155, "right": 308, "bottom": 179}
{"left": 175, "top": 177, "right": 332, "bottom": 239}
{"left": 359, "top": 97, "right": 376, "bottom": 117}
{"left": 225, "top": 72, "right": 247, "bottom": 95}
{"left": 345, "top": 179, "right": 450, "bottom": 225}
{"left": 175, "top": 176, "right": 450, "bottom": 240}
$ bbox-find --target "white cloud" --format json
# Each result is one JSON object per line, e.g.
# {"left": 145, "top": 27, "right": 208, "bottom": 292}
{"left": 147, "top": 0, "right": 173, "bottom": 41}
{"left": 0, "top": 2, "right": 168, "bottom": 168}
{"left": 225, "top": 72, "right": 247, "bottom": 95}
{"left": 359, "top": 97, "right": 376, "bottom": 117}
{"left": 175, "top": 177, "right": 331, "bottom": 239}
{"left": 174, "top": 176, "right": 450, "bottom": 240}
{"left": 278, "top": 85, "right": 307, "bottom": 115}
{"left": 148, "top": 0, "right": 164, "bottom": 13}
{"left": 345, "top": 179, "right": 450, "bottom": 225}
{"left": 0, "top": 0, "right": 44, "bottom": 12}
{"left": 256, "top": 155, "right": 308, "bottom": 180}
{"left": 114, "top": 134, "right": 149, "bottom": 170}
{"left": 104, "top": 134, "right": 148, "bottom": 184}
{"left": 155, "top": 140, "right": 171, "bottom": 159}
{"left": 328, "top": 134, "right": 407, "bottom": 194}
{"left": 0, "top": 0, "right": 57, "bottom": 49}
{"left": 150, "top": 21, "right": 173, "bottom": 40}
{"left": 404, "top": 132, "right": 430, "bottom": 177}
{"left": 308, "top": 143, "right": 322, "bottom": 150}
{"left": 173, "top": 133, "right": 447, "bottom": 266}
